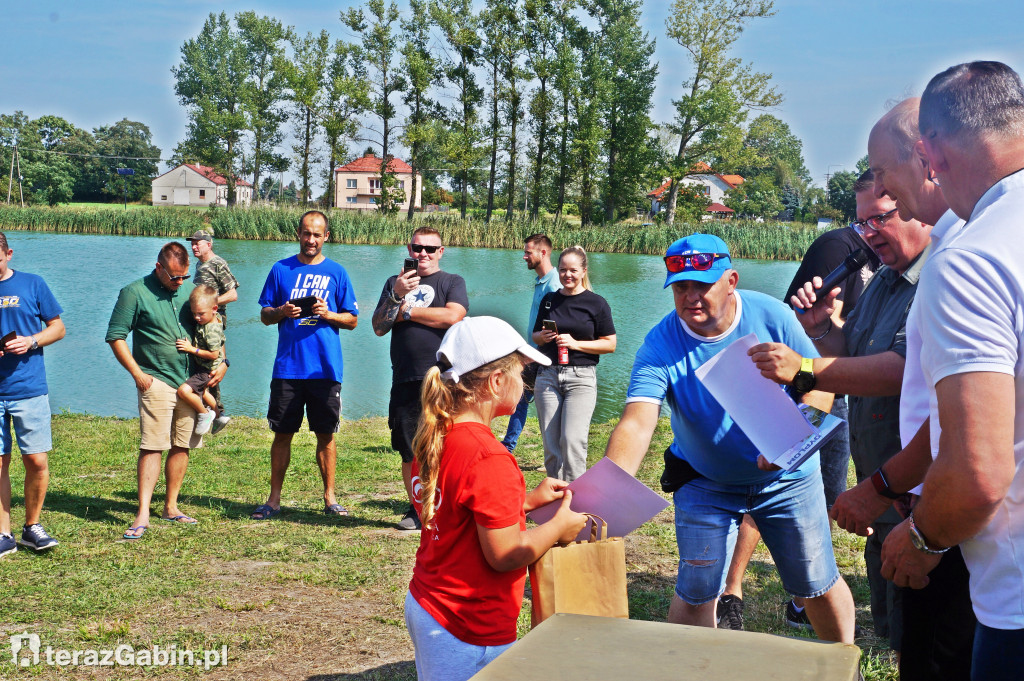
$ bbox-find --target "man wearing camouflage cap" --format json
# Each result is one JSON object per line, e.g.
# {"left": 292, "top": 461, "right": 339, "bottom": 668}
{"left": 185, "top": 230, "right": 238, "bottom": 434}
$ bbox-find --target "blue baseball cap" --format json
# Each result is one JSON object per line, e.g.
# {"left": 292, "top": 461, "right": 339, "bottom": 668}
{"left": 663, "top": 233, "right": 733, "bottom": 288}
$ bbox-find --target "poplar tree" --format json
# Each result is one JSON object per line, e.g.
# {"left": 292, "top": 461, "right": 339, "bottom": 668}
{"left": 431, "top": 0, "right": 484, "bottom": 218}
{"left": 323, "top": 42, "right": 370, "bottom": 207}
{"left": 172, "top": 12, "right": 248, "bottom": 205}
{"left": 399, "top": 0, "right": 440, "bottom": 220}
{"left": 342, "top": 0, "right": 407, "bottom": 215}
{"left": 595, "top": 0, "right": 657, "bottom": 222}
{"left": 661, "top": 0, "right": 781, "bottom": 225}
{"left": 236, "top": 12, "right": 292, "bottom": 200}
{"left": 284, "top": 30, "right": 330, "bottom": 204}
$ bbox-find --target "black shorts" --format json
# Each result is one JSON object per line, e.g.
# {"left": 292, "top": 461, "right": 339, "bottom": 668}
{"left": 267, "top": 378, "right": 341, "bottom": 434}
{"left": 185, "top": 371, "right": 212, "bottom": 394}
{"left": 388, "top": 380, "right": 423, "bottom": 463}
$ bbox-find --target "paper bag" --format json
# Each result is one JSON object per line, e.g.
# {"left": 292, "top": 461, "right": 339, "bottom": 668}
{"left": 528, "top": 514, "right": 629, "bottom": 628}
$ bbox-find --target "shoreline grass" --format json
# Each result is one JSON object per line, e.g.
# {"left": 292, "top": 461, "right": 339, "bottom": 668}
{"left": 0, "top": 204, "right": 821, "bottom": 260}
{"left": 0, "top": 413, "right": 895, "bottom": 680}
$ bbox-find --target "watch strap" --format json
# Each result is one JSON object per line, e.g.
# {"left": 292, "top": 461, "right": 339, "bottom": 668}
{"left": 871, "top": 467, "right": 903, "bottom": 500}
{"left": 800, "top": 356, "right": 814, "bottom": 374}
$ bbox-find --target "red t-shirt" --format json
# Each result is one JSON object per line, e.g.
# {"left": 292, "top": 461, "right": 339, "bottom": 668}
{"left": 409, "top": 421, "right": 527, "bottom": 646}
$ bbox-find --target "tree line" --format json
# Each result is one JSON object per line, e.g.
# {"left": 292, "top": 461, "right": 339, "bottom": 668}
{"left": 2, "top": 0, "right": 861, "bottom": 225}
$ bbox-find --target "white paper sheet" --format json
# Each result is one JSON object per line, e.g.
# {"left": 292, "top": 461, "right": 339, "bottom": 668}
{"left": 693, "top": 332, "right": 815, "bottom": 459}
{"left": 526, "top": 457, "right": 669, "bottom": 542}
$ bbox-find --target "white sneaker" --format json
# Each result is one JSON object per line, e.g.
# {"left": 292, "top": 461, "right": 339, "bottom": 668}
{"left": 211, "top": 414, "right": 231, "bottom": 435}
{"left": 195, "top": 411, "right": 215, "bottom": 435}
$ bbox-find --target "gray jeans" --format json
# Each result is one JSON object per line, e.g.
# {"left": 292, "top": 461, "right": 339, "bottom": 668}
{"left": 534, "top": 365, "right": 597, "bottom": 482}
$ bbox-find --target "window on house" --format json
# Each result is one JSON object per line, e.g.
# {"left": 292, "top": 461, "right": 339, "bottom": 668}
{"left": 160, "top": 195, "right": 167, "bottom": 201}
{"left": 369, "top": 179, "right": 382, "bottom": 191}
{"left": 399, "top": 181, "right": 405, "bottom": 189}
{"left": 701, "top": 186, "right": 711, "bottom": 196}
{"left": 346, "top": 179, "right": 357, "bottom": 189}
{"left": 369, "top": 197, "right": 376, "bottom": 204}
{"left": 199, "top": 189, "right": 206, "bottom": 198}
{"left": 346, "top": 196, "right": 358, "bottom": 203}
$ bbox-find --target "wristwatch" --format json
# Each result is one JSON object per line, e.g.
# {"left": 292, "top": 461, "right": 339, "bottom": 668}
{"left": 29, "top": 336, "right": 39, "bottom": 351}
{"left": 870, "top": 466, "right": 903, "bottom": 500}
{"left": 402, "top": 306, "right": 413, "bottom": 322}
{"left": 908, "top": 511, "right": 949, "bottom": 555}
{"left": 792, "top": 357, "right": 816, "bottom": 392}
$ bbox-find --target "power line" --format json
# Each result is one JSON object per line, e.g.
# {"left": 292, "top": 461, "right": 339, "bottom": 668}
{"left": 8, "top": 145, "right": 163, "bottom": 162}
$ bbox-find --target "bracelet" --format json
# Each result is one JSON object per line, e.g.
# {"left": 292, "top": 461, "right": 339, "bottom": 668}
{"left": 808, "top": 318, "right": 832, "bottom": 342}
{"left": 389, "top": 292, "right": 402, "bottom": 305}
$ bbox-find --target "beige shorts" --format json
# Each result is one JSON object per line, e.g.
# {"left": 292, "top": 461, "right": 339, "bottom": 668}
{"left": 137, "top": 377, "right": 203, "bottom": 451}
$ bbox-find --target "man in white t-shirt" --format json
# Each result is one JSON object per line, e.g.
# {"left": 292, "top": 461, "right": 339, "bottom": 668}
{"left": 880, "top": 62, "right": 1024, "bottom": 681}
{"left": 830, "top": 97, "right": 974, "bottom": 681}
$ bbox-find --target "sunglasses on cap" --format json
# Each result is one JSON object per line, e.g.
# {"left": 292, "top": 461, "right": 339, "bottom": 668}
{"left": 410, "top": 244, "right": 440, "bottom": 254}
{"left": 852, "top": 208, "right": 897, "bottom": 236}
{"left": 663, "top": 253, "right": 727, "bottom": 273}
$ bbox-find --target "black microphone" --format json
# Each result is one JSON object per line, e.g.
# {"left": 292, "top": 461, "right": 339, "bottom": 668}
{"left": 795, "top": 248, "right": 870, "bottom": 313}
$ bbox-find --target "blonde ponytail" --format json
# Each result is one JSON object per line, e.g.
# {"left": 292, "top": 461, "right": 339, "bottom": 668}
{"left": 412, "top": 353, "right": 525, "bottom": 529}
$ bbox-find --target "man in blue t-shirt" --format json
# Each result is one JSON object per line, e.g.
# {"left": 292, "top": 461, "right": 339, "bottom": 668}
{"left": 501, "top": 233, "right": 561, "bottom": 452}
{"left": 252, "top": 211, "right": 358, "bottom": 520}
{"left": 602, "top": 233, "right": 855, "bottom": 643}
{"left": 0, "top": 232, "right": 66, "bottom": 556}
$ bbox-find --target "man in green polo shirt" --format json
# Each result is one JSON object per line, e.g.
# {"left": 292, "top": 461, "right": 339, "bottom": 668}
{"left": 749, "top": 169, "right": 931, "bottom": 652}
{"left": 106, "top": 242, "right": 227, "bottom": 540}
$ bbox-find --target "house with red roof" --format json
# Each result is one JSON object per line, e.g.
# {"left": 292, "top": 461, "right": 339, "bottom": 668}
{"left": 647, "top": 163, "right": 744, "bottom": 218}
{"left": 334, "top": 151, "right": 422, "bottom": 211}
{"left": 151, "top": 164, "right": 253, "bottom": 207}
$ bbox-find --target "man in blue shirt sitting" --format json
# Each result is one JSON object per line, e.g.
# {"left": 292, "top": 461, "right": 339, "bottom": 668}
{"left": 603, "top": 233, "right": 855, "bottom": 643}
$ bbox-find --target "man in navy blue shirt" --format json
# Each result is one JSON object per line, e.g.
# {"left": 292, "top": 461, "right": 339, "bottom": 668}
{"left": 0, "top": 232, "right": 66, "bottom": 556}
{"left": 252, "top": 211, "right": 359, "bottom": 520}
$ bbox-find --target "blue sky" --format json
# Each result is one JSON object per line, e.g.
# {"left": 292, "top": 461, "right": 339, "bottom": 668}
{"left": 2, "top": 1, "right": 1021, "bottom": 191}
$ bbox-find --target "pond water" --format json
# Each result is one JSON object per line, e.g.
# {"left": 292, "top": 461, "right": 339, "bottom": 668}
{"left": 18, "top": 231, "right": 800, "bottom": 423}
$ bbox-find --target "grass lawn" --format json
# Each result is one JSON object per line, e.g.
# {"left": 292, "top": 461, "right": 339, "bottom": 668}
{"left": 0, "top": 414, "right": 897, "bottom": 679}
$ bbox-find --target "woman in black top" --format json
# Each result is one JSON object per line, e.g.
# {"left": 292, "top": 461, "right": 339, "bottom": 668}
{"left": 532, "top": 246, "right": 616, "bottom": 481}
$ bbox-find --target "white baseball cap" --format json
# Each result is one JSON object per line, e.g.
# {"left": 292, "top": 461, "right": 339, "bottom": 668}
{"left": 437, "top": 316, "right": 550, "bottom": 383}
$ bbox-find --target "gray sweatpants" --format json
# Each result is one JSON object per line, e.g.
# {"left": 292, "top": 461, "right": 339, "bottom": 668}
{"left": 534, "top": 365, "right": 597, "bottom": 482}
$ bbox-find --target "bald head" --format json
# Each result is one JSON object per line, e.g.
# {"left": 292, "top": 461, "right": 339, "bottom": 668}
{"left": 920, "top": 61, "right": 1024, "bottom": 143}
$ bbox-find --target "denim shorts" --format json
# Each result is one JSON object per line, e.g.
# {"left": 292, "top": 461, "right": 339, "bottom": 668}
{"left": 0, "top": 394, "right": 53, "bottom": 456}
{"left": 673, "top": 471, "right": 839, "bottom": 604}
{"left": 404, "top": 591, "right": 512, "bottom": 681}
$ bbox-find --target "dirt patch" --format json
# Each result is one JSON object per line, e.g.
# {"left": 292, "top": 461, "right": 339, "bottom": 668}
{"left": 182, "top": 559, "right": 415, "bottom": 680}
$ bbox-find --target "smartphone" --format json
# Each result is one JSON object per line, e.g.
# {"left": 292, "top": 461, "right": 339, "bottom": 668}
{"left": 0, "top": 330, "right": 15, "bottom": 349}
{"left": 404, "top": 257, "right": 418, "bottom": 272}
{"left": 288, "top": 295, "right": 318, "bottom": 317}
{"left": 542, "top": 320, "right": 558, "bottom": 334}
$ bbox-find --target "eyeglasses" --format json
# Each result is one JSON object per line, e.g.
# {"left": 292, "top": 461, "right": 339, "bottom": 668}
{"left": 852, "top": 208, "right": 898, "bottom": 236}
{"left": 663, "top": 253, "right": 727, "bottom": 273}
{"left": 410, "top": 244, "right": 440, "bottom": 254}
{"left": 168, "top": 274, "right": 190, "bottom": 282}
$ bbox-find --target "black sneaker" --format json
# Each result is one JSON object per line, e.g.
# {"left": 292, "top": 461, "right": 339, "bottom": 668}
{"left": 396, "top": 507, "right": 422, "bottom": 531}
{"left": 785, "top": 599, "right": 812, "bottom": 630}
{"left": 716, "top": 594, "right": 744, "bottom": 631}
{"left": 0, "top": 533, "right": 16, "bottom": 558}
{"left": 19, "top": 523, "right": 58, "bottom": 552}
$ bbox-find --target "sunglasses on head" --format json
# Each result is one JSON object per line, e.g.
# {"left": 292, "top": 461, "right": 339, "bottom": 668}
{"left": 663, "top": 253, "right": 727, "bottom": 273}
{"left": 410, "top": 244, "right": 440, "bottom": 254}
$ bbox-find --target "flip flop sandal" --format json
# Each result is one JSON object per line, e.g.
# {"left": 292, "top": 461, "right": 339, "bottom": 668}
{"left": 162, "top": 514, "right": 198, "bottom": 524}
{"left": 250, "top": 504, "right": 281, "bottom": 520}
{"left": 324, "top": 503, "right": 349, "bottom": 516}
{"left": 123, "top": 526, "right": 147, "bottom": 540}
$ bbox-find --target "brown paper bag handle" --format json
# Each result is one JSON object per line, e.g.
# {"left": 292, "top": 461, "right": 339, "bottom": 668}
{"left": 582, "top": 513, "right": 607, "bottom": 542}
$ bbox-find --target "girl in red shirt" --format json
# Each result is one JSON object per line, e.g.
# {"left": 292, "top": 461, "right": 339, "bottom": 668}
{"left": 405, "top": 316, "right": 587, "bottom": 681}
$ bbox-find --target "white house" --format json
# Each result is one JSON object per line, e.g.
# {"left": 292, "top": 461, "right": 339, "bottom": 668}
{"left": 152, "top": 164, "right": 253, "bottom": 207}
{"left": 334, "top": 152, "right": 422, "bottom": 211}
{"left": 647, "top": 163, "right": 744, "bottom": 216}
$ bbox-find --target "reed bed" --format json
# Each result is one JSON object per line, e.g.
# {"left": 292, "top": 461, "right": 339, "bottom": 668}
{"left": 0, "top": 205, "right": 821, "bottom": 260}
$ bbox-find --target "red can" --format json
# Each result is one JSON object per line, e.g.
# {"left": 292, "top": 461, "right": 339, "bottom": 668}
{"left": 558, "top": 345, "right": 569, "bottom": 365}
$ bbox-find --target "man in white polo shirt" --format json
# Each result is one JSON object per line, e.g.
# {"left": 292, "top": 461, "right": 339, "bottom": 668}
{"left": 880, "top": 61, "right": 1024, "bottom": 681}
